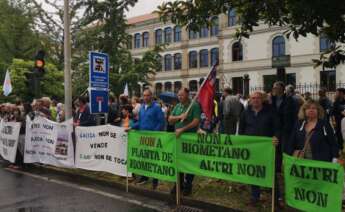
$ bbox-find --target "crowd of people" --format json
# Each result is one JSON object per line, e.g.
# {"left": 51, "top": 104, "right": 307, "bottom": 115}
{"left": 0, "top": 81, "right": 344, "bottom": 209}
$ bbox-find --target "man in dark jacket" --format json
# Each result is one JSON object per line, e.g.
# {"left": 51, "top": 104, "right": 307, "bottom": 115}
{"left": 318, "top": 88, "right": 333, "bottom": 122}
{"left": 107, "top": 95, "right": 120, "bottom": 126}
{"left": 74, "top": 96, "right": 96, "bottom": 127}
{"left": 332, "top": 88, "right": 345, "bottom": 150}
{"left": 239, "top": 91, "right": 281, "bottom": 207}
{"left": 271, "top": 82, "right": 299, "bottom": 153}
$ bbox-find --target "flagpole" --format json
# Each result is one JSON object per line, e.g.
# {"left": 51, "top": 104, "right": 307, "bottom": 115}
{"left": 182, "top": 64, "right": 218, "bottom": 118}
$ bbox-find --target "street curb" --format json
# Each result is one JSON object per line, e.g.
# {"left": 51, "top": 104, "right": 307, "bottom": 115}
{"left": 29, "top": 164, "right": 242, "bottom": 212}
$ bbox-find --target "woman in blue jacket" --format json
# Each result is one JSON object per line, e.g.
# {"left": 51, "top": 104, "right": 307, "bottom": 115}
{"left": 287, "top": 100, "right": 339, "bottom": 162}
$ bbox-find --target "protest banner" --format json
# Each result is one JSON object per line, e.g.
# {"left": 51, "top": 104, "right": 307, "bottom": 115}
{"left": 24, "top": 116, "right": 74, "bottom": 167}
{"left": 75, "top": 125, "right": 130, "bottom": 177}
{"left": 177, "top": 133, "right": 275, "bottom": 187}
{"left": 128, "top": 131, "right": 176, "bottom": 182}
{"left": 0, "top": 120, "right": 21, "bottom": 163}
{"left": 283, "top": 153, "right": 344, "bottom": 212}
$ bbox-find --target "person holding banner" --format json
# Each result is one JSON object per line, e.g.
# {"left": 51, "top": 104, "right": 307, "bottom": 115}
{"left": 73, "top": 96, "right": 96, "bottom": 127}
{"left": 238, "top": 91, "right": 282, "bottom": 208}
{"left": 287, "top": 100, "right": 340, "bottom": 162}
{"left": 130, "top": 88, "right": 165, "bottom": 189}
{"left": 168, "top": 87, "right": 201, "bottom": 196}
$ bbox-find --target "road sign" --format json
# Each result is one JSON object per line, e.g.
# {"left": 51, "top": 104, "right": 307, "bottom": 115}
{"left": 89, "top": 89, "right": 109, "bottom": 114}
{"left": 89, "top": 52, "right": 109, "bottom": 89}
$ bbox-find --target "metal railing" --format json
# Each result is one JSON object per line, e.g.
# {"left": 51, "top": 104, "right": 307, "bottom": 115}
{"left": 250, "top": 83, "right": 345, "bottom": 100}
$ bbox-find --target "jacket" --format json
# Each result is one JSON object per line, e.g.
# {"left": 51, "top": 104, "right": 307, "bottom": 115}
{"left": 131, "top": 102, "right": 165, "bottom": 131}
{"left": 287, "top": 119, "right": 339, "bottom": 162}
{"left": 238, "top": 104, "right": 280, "bottom": 137}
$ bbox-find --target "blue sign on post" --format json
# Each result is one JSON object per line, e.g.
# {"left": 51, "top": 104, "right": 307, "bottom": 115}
{"left": 89, "top": 52, "right": 109, "bottom": 89}
{"left": 89, "top": 51, "right": 109, "bottom": 114}
{"left": 89, "top": 89, "right": 109, "bottom": 114}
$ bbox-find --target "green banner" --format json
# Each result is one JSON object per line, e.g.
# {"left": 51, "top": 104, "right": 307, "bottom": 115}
{"left": 177, "top": 133, "right": 275, "bottom": 187}
{"left": 283, "top": 153, "right": 344, "bottom": 212}
{"left": 127, "top": 130, "right": 176, "bottom": 182}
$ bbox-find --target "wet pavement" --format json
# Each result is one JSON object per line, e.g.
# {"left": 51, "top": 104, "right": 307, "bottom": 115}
{"left": 0, "top": 165, "right": 159, "bottom": 212}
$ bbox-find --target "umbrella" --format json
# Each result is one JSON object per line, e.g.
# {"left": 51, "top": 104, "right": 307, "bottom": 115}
{"left": 159, "top": 92, "right": 178, "bottom": 104}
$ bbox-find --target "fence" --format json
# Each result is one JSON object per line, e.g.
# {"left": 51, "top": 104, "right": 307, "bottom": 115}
{"left": 250, "top": 82, "right": 345, "bottom": 100}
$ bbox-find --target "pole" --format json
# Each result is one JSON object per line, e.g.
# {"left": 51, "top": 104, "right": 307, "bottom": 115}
{"left": 176, "top": 173, "right": 181, "bottom": 206}
{"left": 64, "top": 0, "right": 72, "bottom": 119}
{"left": 271, "top": 144, "right": 277, "bottom": 212}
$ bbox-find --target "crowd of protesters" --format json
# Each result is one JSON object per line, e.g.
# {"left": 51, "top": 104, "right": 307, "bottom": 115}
{"left": 0, "top": 81, "right": 344, "bottom": 208}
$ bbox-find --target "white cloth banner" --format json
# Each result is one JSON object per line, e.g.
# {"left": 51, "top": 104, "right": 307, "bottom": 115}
{"left": 75, "top": 125, "right": 131, "bottom": 177}
{"left": 24, "top": 116, "right": 74, "bottom": 167}
{"left": 0, "top": 120, "right": 21, "bottom": 163}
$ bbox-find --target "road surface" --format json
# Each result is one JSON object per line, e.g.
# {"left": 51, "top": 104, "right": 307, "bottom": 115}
{"left": 0, "top": 165, "right": 166, "bottom": 212}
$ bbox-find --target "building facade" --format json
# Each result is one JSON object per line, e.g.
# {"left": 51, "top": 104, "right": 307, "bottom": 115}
{"left": 127, "top": 10, "right": 344, "bottom": 95}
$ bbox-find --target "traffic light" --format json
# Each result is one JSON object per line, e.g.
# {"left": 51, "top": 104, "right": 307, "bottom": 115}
{"left": 34, "top": 50, "right": 45, "bottom": 74}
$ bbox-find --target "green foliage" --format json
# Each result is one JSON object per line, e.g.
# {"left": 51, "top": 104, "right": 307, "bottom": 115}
{"left": 0, "top": 0, "right": 41, "bottom": 83}
{"left": 78, "top": 0, "right": 161, "bottom": 96}
{"left": 3, "top": 59, "right": 64, "bottom": 102}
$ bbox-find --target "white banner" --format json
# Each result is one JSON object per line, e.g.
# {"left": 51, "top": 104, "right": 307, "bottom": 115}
{"left": 75, "top": 125, "right": 130, "bottom": 177}
{"left": 24, "top": 116, "right": 74, "bottom": 167}
{"left": 0, "top": 120, "right": 21, "bottom": 163}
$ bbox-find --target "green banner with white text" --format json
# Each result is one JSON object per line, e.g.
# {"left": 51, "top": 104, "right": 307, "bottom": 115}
{"left": 177, "top": 133, "right": 275, "bottom": 187}
{"left": 283, "top": 153, "right": 344, "bottom": 212}
{"left": 127, "top": 130, "right": 177, "bottom": 182}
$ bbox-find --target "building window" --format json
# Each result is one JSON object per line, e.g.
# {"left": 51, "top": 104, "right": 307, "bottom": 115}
{"left": 156, "top": 55, "right": 162, "bottom": 72}
{"left": 134, "top": 33, "right": 141, "bottom": 48}
{"left": 189, "top": 29, "right": 198, "bottom": 40}
{"left": 199, "top": 26, "right": 208, "bottom": 38}
{"left": 210, "top": 17, "right": 219, "bottom": 37}
{"left": 189, "top": 51, "right": 198, "bottom": 68}
{"left": 155, "top": 83, "right": 162, "bottom": 95}
{"left": 127, "top": 35, "right": 132, "bottom": 49}
{"left": 164, "top": 82, "right": 172, "bottom": 92}
{"left": 189, "top": 80, "right": 198, "bottom": 92}
{"left": 263, "top": 73, "right": 296, "bottom": 92}
{"left": 174, "top": 81, "right": 182, "bottom": 93}
{"left": 228, "top": 9, "right": 237, "bottom": 27}
{"left": 272, "top": 36, "right": 285, "bottom": 57}
{"left": 174, "top": 26, "right": 182, "bottom": 42}
{"left": 199, "top": 49, "right": 209, "bottom": 67}
{"left": 232, "top": 42, "right": 243, "bottom": 61}
{"left": 232, "top": 77, "right": 243, "bottom": 95}
{"left": 155, "top": 29, "right": 163, "bottom": 45}
{"left": 320, "top": 35, "right": 333, "bottom": 52}
{"left": 142, "top": 32, "right": 149, "bottom": 48}
{"left": 320, "top": 70, "right": 336, "bottom": 91}
{"left": 164, "top": 27, "right": 172, "bottom": 43}
{"left": 174, "top": 53, "right": 182, "bottom": 70}
{"left": 164, "top": 54, "right": 172, "bottom": 71}
{"left": 210, "top": 48, "right": 219, "bottom": 66}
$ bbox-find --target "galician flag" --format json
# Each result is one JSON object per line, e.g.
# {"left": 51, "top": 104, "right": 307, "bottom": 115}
{"left": 3, "top": 69, "right": 12, "bottom": 96}
{"left": 123, "top": 83, "right": 129, "bottom": 96}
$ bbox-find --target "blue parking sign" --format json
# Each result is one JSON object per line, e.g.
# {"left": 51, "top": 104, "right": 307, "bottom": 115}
{"left": 89, "top": 89, "right": 109, "bottom": 114}
{"left": 89, "top": 52, "right": 109, "bottom": 89}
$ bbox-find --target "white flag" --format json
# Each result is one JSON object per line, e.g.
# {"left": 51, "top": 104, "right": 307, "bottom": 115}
{"left": 3, "top": 69, "right": 12, "bottom": 96}
{"left": 123, "top": 83, "right": 128, "bottom": 96}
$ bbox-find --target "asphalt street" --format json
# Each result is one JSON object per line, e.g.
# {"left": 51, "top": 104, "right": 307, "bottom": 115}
{"left": 0, "top": 165, "right": 163, "bottom": 212}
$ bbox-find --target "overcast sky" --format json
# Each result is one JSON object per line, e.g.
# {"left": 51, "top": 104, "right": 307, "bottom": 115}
{"left": 36, "top": 0, "right": 168, "bottom": 18}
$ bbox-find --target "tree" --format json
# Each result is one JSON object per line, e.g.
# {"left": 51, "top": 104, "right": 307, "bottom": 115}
{"left": 0, "top": 0, "right": 41, "bottom": 81}
{"left": 157, "top": 0, "right": 345, "bottom": 68}
{"left": 28, "top": 0, "right": 84, "bottom": 70}
{"left": 2, "top": 58, "right": 64, "bottom": 102}
{"left": 80, "top": 0, "right": 162, "bottom": 96}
